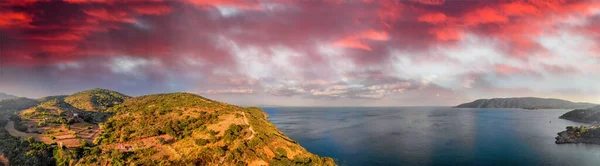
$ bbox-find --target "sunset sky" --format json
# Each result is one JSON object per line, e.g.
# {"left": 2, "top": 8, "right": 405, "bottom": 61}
{"left": 0, "top": 0, "right": 599, "bottom": 106}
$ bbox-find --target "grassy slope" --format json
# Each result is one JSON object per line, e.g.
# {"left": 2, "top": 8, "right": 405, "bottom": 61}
{"left": 64, "top": 88, "right": 130, "bottom": 112}
{"left": 81, "top": 93, "right": 336, "bottom": 165}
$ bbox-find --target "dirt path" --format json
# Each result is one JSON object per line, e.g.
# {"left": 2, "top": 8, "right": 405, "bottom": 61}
{"left": 241, "top": 111, "right": 255, "bottom": 140}
{"left": 5, "top": 121, "right": 41, "bottom": 139}
{"left": 0, "top": 153, "right": 9, "bottom": 166}
{"left": 218, "top": 111, "right": 256, "bottom": 165}
{"left": 4, "top": 121, "right": 83, "bottom": 148}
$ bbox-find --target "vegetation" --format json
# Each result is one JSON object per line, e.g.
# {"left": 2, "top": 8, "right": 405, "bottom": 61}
{"left": 0, "top": 98, "right": 39, "bottom": 114}
{"left": 0, "top": 119, "right": 56, "bottom": 166}
{"left": 559, "top": 106, "right": 600, "bottom": 123}
{"left": 0, "top": 89, "right": 336, "bottom": 165}
{"left": 64, "top": 88, "right": 130, "bottom": 112}
{"left": 38, "top": 95, "right": 68, "bottom": 103}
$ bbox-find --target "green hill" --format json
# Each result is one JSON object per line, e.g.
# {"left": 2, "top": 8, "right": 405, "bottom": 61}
{"left": 64, "top": 89, "right": 130, "bottom": 112}
{"left": 87, "top": 93, "right": 335, "bottom": 165}
{"left": 0, "top": 90, "right": 336, "bottom": 166}
{"left": 38, "top": 95, "right": 68, "bottom": 103}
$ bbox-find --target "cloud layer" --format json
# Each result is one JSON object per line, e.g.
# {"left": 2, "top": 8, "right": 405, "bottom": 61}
{"left": 0, "top": 0, "right": 599, "bottom": 106}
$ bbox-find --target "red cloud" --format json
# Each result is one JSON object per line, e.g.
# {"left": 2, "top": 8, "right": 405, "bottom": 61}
{"left": 463, "top": 7, "right": 509, "bottom": 26}
{"left": 0, "top": 11, "right": 33, "bottom": 28}
{"left": 186, "top": 0, "right": 263, "bottom": 10}
{"left": 0, "top": 0, "right": 599, "bottom": 98}
{"left": 40, "top": 44, "right": 78, "bottom": 53}
{"left": 417, "top": 12, "right": 447, "bottom": 24}
{"left": 429, "top": 26, "right": 462, "bottom": 41}
{"left": 333, "top": 30, "right": 389, "bottom": 51}
{"left": 83, "top": 8, "right": 135, "bottom": 23}
{"left": 494, "top": 64, "right": 524, "bottom": 76}
{"left": 410, "top": 0, "right": 445, "bottom": 5}
{"left": 23, "top": 32, "right": 84, "bottom": 41}
{"left": 131, "top": 5, "right": 173, "bottom": 15}
{"left": 377, "top": 0, "right": 404, "bottom": 28}
{"left": 494, "top": 64, "right": 541, "bottom": 77}
{"left": 0, "top": 0, "right": 46, "bottom": 6}
{"left": 501, "top": 2, "right": 540, "bottom": 16}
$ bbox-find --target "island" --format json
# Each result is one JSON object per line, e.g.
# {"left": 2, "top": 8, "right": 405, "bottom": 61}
{"left": 559, "top": 106, "right": 600, "bottom": 124}
{"left": 455, "top": 97, "right": 597, "bottom": 109}
{"left": 0, "top": 89, "right": 336, "bottom": 165}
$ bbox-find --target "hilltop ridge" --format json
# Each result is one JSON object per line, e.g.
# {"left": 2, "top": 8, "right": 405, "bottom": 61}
{"left": 64, "top": 88, "right": 130, "bottom": 112}
{"left": 0, "top": 93, "right": 18, "bottom": 101}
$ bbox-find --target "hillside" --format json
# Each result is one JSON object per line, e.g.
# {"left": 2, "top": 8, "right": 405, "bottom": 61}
{"left": 38, "top": 95, "right": 68, "bottom": 103}
{"left": 0, "top": 93, "right": 18, "bottom": 101}
{"left": 0, "top": 90, "right": 336, "bottom": 166}
{"left": 0, "top": 98, "right": 39, "bottom": 114}
{"left": 559, "top": 106, "right": 600, "bottom": 123}
{"left": 0, "top": 98, "right": 55, "bottom": 165}
{"left": 455, "top": 97, "right": 596, "bottom": 109}
{"left": 64, "top": 88, "right": 130, "bottom": 112}
{"left": 86, "top": 93, "right": 335, "bottom": 165}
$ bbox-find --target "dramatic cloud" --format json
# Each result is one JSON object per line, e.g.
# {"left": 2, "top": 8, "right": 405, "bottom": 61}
{"left": 0, "top": 0, "right": 599, "bottom": 106}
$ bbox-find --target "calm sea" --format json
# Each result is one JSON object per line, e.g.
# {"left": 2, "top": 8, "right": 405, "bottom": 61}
{"left": 262, "top": 107, "right": 600, "bottom": 166}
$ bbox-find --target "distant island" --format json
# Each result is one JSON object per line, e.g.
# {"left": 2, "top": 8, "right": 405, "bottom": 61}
{"left": 0, "top": 88, "right": 336, "bottom": 165}
{"left": 0, "top": 93, "right": 18, "bottom": 101}
{"left": 559, "top": 106, "right": 600, "bottom": 124}
{"left": 455, "top": 97, "right": 597, "bottom": 109}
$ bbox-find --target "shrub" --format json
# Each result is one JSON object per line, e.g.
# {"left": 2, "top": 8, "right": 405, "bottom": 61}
{"left": 223, "top": 125, "right": 245, "bottom": 142}
{"left": 209, "top": 130, "right": 219, "bottom": 136}
{"left": 275, "top": 148, "right": 287, "bottom": 157}
{"left": 27, "top": 137, "right": 35, "bottom": 144}
{"left": 194, "top": 139, "right": 209, "bottom": 146}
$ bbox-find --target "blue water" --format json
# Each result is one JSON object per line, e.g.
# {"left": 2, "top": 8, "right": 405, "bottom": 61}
{"left": 262, "top": 107, "right": 600, "bottom": 166}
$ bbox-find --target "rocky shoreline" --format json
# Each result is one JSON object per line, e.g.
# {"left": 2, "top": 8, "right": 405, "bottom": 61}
{"left": 555, "top": 125, "right": 600, "bottom": 144}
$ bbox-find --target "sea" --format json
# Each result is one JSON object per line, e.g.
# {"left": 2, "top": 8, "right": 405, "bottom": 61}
{"left": 262, "top": 107, "right": 600, "bottom": 166}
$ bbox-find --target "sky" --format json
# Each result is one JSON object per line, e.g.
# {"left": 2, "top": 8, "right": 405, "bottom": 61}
{"left": 0, "top": 0, "right": 599, "bottom": 106}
